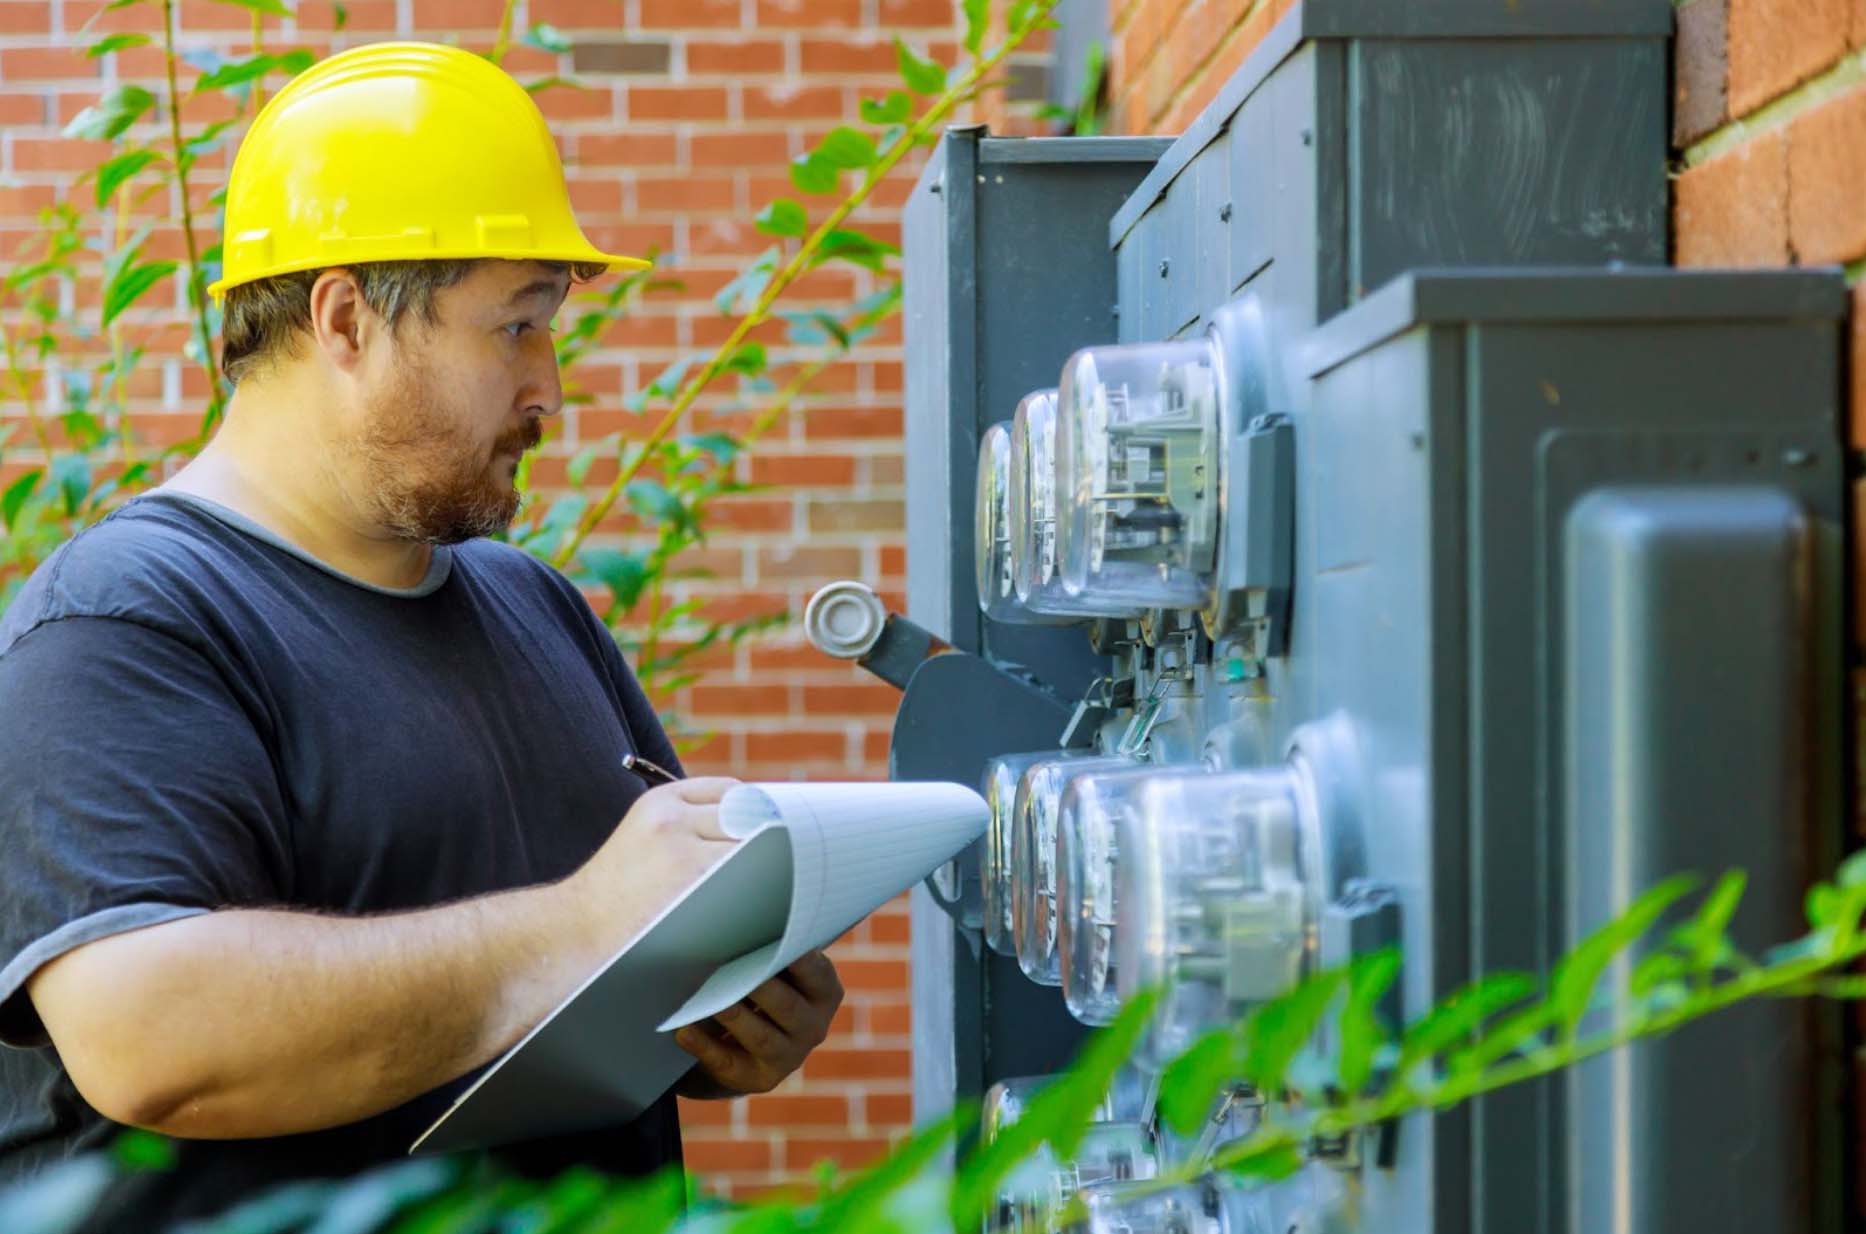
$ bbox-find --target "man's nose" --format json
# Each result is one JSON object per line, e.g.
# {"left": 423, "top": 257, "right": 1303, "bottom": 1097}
{"left": 524, "top": 339, "right": 565, "bottom": 420}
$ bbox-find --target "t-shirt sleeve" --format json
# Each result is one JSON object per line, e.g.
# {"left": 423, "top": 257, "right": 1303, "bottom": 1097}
{"left": 0, "top": 615, "right": 292, "bottom": 1047}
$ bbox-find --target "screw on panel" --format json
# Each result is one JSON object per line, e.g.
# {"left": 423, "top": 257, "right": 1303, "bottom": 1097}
{"left": 1300, "top": 128, "right": 1313, "bottom": 146}
{"left": 1784, "top": 447, "right": 1814, "bottom": 467}
{"left": 1218, "top": 201, "right": 1233, "bottom": 222}
{"left": 1159, "top": 259, "right": 1171, "bottom": 278}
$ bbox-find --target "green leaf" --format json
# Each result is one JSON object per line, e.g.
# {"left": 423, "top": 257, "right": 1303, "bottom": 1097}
{"left": 894, "top": 36, "right": 946, "bottom": 95}
{"left": 1243, "top": 968, "right": 1347, "bottom": 1095}
{"left": 111, "top": 1130, "right": 175, "bottom": 1172}
{"left": 1550, "top": 872, "right": 1698, "bottom": 1035}
{"left": 1157, "top": 1026, "right": 1243, "bottom": 1137}
{"left": 811, "top": 228, "right": 899, "bottom": 273}
{"left": 1337, "top": 948, "right": 1402, "bottom": 1096}
{"left": 525, "top": 75, "right": 587, "bottom": 95}
{"left": 193, "top": 52, "right": 296, "bottom": 91}
{"left": 755, "top": 197, "right": 809, "bottom": 238}
{"left": 523, "top": 22, "right": 573, "bottom": 53}
{"left": 204, "top": 0, "right": 292, "bottom": 16}
{"left": 859, "top": 90, "right": 913, "bottom": 126}
{"left": 626, "top": 478, "right": 683, "bottom": 526}
{"left": 87, "top": 32, "right": 151, "bottom": 57}
{"left": 1397, "top": 970, "right": 1538, "bottom": 1081}
{"left": 1218, "top": 1132, "right": 1306, "bottom": 1182}
{"left": 565, "top": 433, "right": 617, "bottom": 487}
{"left": 683, "top": 432, "right": 741, "bottom": 463}
{"left": 94, "top": 148, "right": 159, "bottom": 208}
{"left": 1839, "top": 851, "right": 1866, "bottom": 888}
{"left": 62, "top": 84, "right": 155, "bottom": 141}
{"left": 579, "top": 548, "right": 651, "bottom": 610}
{"left": 50, "top": 454, "right": 91, "bottom": 517}
{"left": 103, "top": 260, "right": 176, "bottom": 326}
{"left": 333, "top": 2, "right": 348, "bottom": 29}
{"left": 962, "top": 0, "right": 989, "bottom": 55}
{"left": 815, "top": 125, "right": 878, "bottom": 169}
{"left": 724, "top": 341, "right": 767, "bottom": 376}
{"left": 1, "top": 470, "right": 41, "bottom": 532}
{"left": 1677, "top": 870, "right": 1747, "bottom": 973}
{"left": 950, "top": 988, "right": 1158, "bottom": 1229}
{"left": 713, "top": 247, "right": 779, "bottom": 315}
{"left": 788, "top": 151, "right": 839, "bottom": 195}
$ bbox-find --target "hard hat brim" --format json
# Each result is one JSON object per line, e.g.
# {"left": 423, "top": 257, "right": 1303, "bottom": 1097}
{"left": 206, "top": 248, "right": 655, "bottom": 301}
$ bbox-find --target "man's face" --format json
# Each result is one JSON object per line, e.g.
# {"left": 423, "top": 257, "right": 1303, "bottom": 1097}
{"left": 341, "top": 260, "right": 568, "bottom": 545}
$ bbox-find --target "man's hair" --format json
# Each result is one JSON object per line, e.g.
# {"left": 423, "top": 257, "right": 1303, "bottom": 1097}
{"left": 219, "top": 258, "right": 608, "bottom": 386}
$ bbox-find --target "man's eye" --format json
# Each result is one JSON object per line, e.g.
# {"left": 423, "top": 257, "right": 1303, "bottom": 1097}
{"left": 505, "top": 321, "right": 532, "bottom": 338}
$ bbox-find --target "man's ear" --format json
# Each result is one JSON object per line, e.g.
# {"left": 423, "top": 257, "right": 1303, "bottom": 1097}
{"left": 307, "top": 268, "right": 377, "bottom": 374}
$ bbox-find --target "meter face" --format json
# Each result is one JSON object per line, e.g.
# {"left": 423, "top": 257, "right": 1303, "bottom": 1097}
{"left": 1055, "top": 339, "right": 1226, "bottom": 612}
{"left": 1115, "top": 768, "right": 1311, "bottom": 1068}
{"left": 1013, "top": 389, "right": 1139, "bottom": 619}
{"left": 1013, "top": 754, "right": 1139, "bottom": 985}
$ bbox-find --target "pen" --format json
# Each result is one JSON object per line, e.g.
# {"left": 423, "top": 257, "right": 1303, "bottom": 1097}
{"left": 622, "top": 751, "right": 680, "bottom": 786}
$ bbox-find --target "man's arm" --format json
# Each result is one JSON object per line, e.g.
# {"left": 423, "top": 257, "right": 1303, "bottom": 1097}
{"left": 26, "top": 779, "right": 739, "bottom": 1140}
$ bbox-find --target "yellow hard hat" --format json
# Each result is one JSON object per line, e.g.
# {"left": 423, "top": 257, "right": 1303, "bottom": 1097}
{"left": 207, "top": 41, "right": 649, "bottom": 300}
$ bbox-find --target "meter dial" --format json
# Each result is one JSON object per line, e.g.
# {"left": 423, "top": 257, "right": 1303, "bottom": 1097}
{"left": 1055, "top": 338, "right": 1225, "bottom": 613}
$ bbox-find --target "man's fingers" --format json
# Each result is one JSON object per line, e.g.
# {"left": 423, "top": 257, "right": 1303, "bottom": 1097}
{"left": 743, "top": 974, "right": 813, "bottom": 1037}
{"left": 674, "top": 776, "right": 739, "bottom": 806}
{"left": 673, "top": 1022, "right": 749, "bottom": 1083}
{"left": 712, "top": 1002, "right": 788, "bottom": 1059}
{"left": 785, "top": 951, "right": 844, "bottom": 1006}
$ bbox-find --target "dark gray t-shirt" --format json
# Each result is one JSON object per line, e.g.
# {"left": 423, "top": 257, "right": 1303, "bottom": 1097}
{"left": 0, "top": 490, "right": 686, "bottom": 1226}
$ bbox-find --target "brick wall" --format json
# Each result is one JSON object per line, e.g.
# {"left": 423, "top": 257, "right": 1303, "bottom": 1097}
{"left": 0, "top": 0, "right": 965, "bottom": 1202}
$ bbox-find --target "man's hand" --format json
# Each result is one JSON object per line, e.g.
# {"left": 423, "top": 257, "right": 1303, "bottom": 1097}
{"left": 673, "top": 951, "right": 844, "bottom": 1097}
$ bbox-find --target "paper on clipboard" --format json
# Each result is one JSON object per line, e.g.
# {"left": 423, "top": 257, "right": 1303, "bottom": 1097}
{"left": 409, "top": 779, "right": 986, "bottom": 1155}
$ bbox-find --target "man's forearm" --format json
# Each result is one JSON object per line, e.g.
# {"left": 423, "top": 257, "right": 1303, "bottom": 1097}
{"left": 29, "top": 876, "right": 614, "bottom": 1139}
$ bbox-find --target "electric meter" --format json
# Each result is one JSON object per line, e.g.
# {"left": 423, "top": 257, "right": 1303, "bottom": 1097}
{"left": 977, "top": 421, "right": 1041, "bottom": 624}
{"left": 982, "top": 750, "right": 1066, "bottom": 957}
{"left": 1055, "top": 767, "right": 1152, "bottom": 1026}
{"left": 982, "top": 1081, "right": 1161, "bottom": 1234}
{"left": 1011, "top": 389, "right": 1140, "bottom": 619}
{"left": 1114, "top": 768, "right": 1315, "bottom": 1069}
{"left": 1054, "top": 338, "right": 1225, "bottom": 612}
{"left": 1013, "top": 755, "right": 1139, "bottom": 986}
{"left": 981, "top": 1066, "right": 1154, "bottom": 1136}
{"left": 1073, "top": 1177, "right": 1266, "bottom": 1234}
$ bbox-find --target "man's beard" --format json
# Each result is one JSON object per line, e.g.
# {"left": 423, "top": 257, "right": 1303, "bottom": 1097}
{"left": 346, "top": 357, "right": 542, "bottom": 546}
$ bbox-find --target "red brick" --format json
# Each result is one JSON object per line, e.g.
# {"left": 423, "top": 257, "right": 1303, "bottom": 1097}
{"left": 690, "top": 683, "right": 792, "bottom": 716}
{"left": 692, "top": 132, "right": 793, "bottom": 166}
{"left": 744, "top": 729, "right": 848, "bottom": 762}
{"left": 878, "top": 0, "right": 954, "bottom": 26}
{"left": 0, "top": 91, "right": 44, "bottom": 125}
{"left": 575, "top": 132, "right": 679, "bottom": 167}
{"left": 640, "top": 0, "right": 743, "bottom": 25}
{"left": 0, "top": 1, "right": 50, "bottom": 34}
{"left": 864, "top": 911, "right": 911, "bottom": 945}
{"left": 628, "top": 84, "right": 731, "bottom": 122}
{"left": 530, "top": 0, "right": 627, "bottom": 25}
{"left": 688, "top": 38, "right": 789, "bottom": 74}
{"left": 1674, "top": 0, "right": 1729, "bottom": 147}
{"left": 803, "top": 1047, "right": 912, "bottom": 1080}
{"left": 865, "top": 1091, "right": 914, "bottom": 1125}
{"left": 10, "top": 137, "right": 114, "bottom": 174}
{"left": 749, "top": 453, "right": 855, "bottom": 486}
{"left": 802, "top": 405, "right": 902, "bottom": 439}
{"left": 801, "top": 683, "right": 902, "bottom": 716}
{"left": 296, "top": 0, "right": 398, "bottom": 29}
{"left": 1788, "top": 84, "right": 1866, "bottom": 263}
{"left": 744, "top": 1094, "right": 851, "bottom": 1126}
{"left": 756, "top": 0, "right": 861, "bottom": 25}
{"left": 683, "top": 1135, "right": 775, "bottom": 1172}
{"left": 784, "top": 1135, "right": 891, "bottom": 1170}
{"left": 1728, "top": 0, "right": 1849, "bottom": 116}
{"left": 744, "top": 83, "right": 846, "bottom": 122}
{"left": 532, "top": 83, "right": 619, "bottom": 121}
{"left": 0, "top": 47, "right": 98, "bottom": 80}
{"left": 1673, "top": 132, "right": 1790, "bottom": 267}
{"left": 1856, "top": 0, "right": 1866, "bottom": 47}
{"left": 675, "top": 1096, "right": 735, "bottom": 1126}
{"left": 799, "top": 37, "right": 899, "bottom": 73}
{"left": 806, "top": 498, "right": 902, "bottom": 533}
{"left": 754, "top": 545, "right": 863, "bottom": 579}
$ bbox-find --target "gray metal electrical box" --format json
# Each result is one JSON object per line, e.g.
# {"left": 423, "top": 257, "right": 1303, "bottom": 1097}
{"left": 886, "top": 1, "right": 1849, "bottom": 1230}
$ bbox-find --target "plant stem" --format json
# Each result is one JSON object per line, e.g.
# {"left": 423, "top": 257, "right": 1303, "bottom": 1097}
{"left": 490, "top": 0, "right": 518, "bottom": 66}
{"left": 161, "top": 0, "right": 227, "bottom": 438}
{"left": 546, "top": 5, "right": 1060, "bottom": 571}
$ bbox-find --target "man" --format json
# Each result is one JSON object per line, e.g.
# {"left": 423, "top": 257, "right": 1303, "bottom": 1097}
{"left": 0, "top": 41, "right": 843, "bottom": 1224}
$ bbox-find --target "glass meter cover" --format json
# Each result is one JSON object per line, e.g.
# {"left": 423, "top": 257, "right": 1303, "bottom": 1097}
{"left": 975, "top": 421, "right": 1022, "bottom": 621}
{"left": 1011, "top": 389, "right": 1138, "bottom": 619}
{"left": 1115, "top": 769, "right": 1312, "bottom": 1068}
{"left": 1055, "top": 338, "right": 1225, "bottom": 611}
{"left": 982, "top": 750, "right": 1062, "bottom": 957}
{"left": 982, "top": 1079, "right": 1160, "bottom": 1234}
{"left": 1012, "top": 754, "right": 1137, "bottom": 986}
{"left": 1077, "top": 1177, "right": 1267, "bottom": 1234}
{"left": 1055, "top": 767, "right": 1157, "bottom": 1027}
